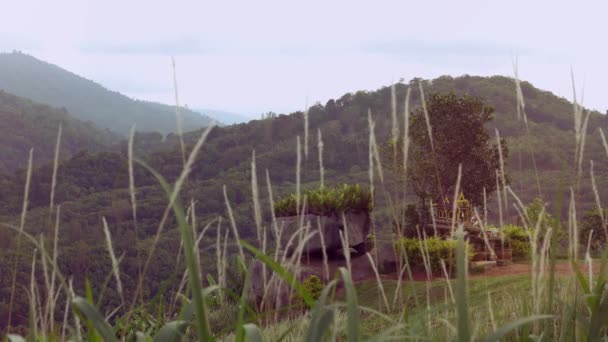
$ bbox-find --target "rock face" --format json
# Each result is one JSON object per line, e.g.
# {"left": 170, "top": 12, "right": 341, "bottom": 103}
{"left": 277, "top": 212, "right": 371, "bottom": 255}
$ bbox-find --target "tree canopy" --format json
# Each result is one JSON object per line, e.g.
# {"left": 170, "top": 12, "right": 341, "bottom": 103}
{"left": 406, "top": 92, "right": 507, "bottom": 208}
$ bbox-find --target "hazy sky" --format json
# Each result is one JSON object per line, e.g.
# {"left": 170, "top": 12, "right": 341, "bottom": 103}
{"left": 2, "top": 0, "right": 607, "bottom": 117}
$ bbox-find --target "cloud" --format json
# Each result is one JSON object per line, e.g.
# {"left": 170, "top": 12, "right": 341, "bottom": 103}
{"left": 78, "top": 37, "right": 216, "bottom": 55}
{"left": 362, "top": 39, "right": 521, "bottom": 59}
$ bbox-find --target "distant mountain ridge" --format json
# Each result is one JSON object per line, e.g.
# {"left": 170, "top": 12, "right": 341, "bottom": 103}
{"left": 0, "top": 90, "right": 117, "bottom": 174}
{"left": 195, "top": 108, "right": 252, "bottom": 125}
{"left": 0, "top": 51, "right": 216, "bottom": 134}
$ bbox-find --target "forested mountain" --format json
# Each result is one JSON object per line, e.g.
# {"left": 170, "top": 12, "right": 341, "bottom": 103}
{"left": 2, "top": 74, "right": 608, "bottom": 329}
{"left": 0, "top": 90, "right": 117, "bottom": 174}
{"left": 0, "top": 52, "right": 216, "bottom": 134}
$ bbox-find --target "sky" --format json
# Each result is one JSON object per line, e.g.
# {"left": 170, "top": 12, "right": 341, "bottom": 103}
{"left": 1, "top": 0, "right": 607, "bottom": 118}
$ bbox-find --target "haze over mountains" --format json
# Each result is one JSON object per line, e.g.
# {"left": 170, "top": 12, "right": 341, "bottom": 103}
{"left": 195, "top": 108, "right": 251, "bottom": 125}
{"left": 0, "top": 51, "right": 216, "bottom": 135}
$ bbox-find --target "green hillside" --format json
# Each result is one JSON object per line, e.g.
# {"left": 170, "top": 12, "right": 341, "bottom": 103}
{"left": 0, "top": 51, "right": 216, "bottom": 135}
{"left": 1, "top": 74, "right": 608, "bottom": 330}
{"left": 0, "top": 90, "right": 117, "bottom": 174}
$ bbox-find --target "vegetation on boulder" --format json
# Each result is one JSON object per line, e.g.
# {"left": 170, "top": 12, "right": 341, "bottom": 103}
{"left": 393, "top": 236, "right": 474, "bottom": 273}
{"left": 274, "top": 184, "right": 372, "bottom": 217}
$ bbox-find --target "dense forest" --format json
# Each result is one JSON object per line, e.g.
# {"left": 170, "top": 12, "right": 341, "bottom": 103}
{"left": 0, "top": 52, "right": 216, "bottom": 135}
{"left": 1, "top": 74, "right": 608, "bottom": 331}
{"left": 0, "top": 90, "right": 117, "bottom": 174}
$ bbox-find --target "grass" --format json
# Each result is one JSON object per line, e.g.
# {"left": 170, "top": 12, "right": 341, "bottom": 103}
{"left": 3, "top": 64, "right": 608, "bottom": 341}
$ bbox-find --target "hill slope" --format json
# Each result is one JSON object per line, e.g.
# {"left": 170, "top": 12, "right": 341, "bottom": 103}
{"left": 196, "top": 108, "right": 252, "bottom": 125}
{"left": 0, "top": 90, "right": 117, "bottom": 174}
{"left": 0, "top": 51, "right": 216, "bottom": 134}
{"left": 2, "top": 74, "right": 608, "bottom": 329}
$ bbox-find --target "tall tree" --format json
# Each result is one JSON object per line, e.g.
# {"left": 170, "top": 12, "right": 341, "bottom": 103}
{"left": 387, "top": 92, "right": 508, "bottom": 212}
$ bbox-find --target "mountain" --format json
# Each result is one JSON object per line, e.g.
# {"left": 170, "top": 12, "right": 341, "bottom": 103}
{"left": 2, "top": 74, "right": 608, "bottom": 329}
{"left": 0, "top": 51, "right": 216, "bottom": 135}
{"left": 0, "top": 90, "right": 117, "bottom": 174}
{"left": 196, "top": 108, "right": 252, "bottom": 125}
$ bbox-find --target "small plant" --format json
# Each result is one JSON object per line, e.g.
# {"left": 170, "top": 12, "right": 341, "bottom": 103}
{"left": 302, "top": 275, "right": 323, "bottom": 301}
{"left": 293, "top": 275, "right": 323, "bottom": 309}
{"left": 274, "top": 184, "right": 372, "bottom": 217}
{"left": 366, "top": 233, "right": 376, "bottom": 252}
{"left": 502, "top": 224, "right": 530, "bottom": 259}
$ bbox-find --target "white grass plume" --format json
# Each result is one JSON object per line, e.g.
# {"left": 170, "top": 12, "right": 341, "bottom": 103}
{"left": 339, "top": 229, "right": 351, "bottom": 274}
{"left": 512, "top": 56, "right": 528, "bottom": 127}
{"left": 49, "top": 124, "right": 62, "bottom": 214}
{"left": 440, "top": 259, "right": 455, "bottom": 303}
{"left": 224, "top": 185, "right": 246, "bottom": 263}
{"left": 251, "top": 150, "right": 263, "bottom": 245}
{"left": 102, "top": 217, "right": 124, "bottom": 303}
{"left": 7, "top": 148, "right": 34, "bottom": 332}
{"left": 366, "top": 252, "right": 390, "bottom": 312}
{"left": 449, "top": 164, "right": 463, "bottom": 236}
{"left": 318, "top": 129, "right": 325, "bottom": 188}
{"left": 266, "top": 169, "right": 281, "bottom": 260}
{"left": 48, "top": 205, "right": 61, "bottom": 329}
{"left": 127, "top": 124, "right": 140, "bottom": 287}
{"left": 29, "top": 249, "right": 38, "bottom": 338}
{"left": 391, "top": 82, "right": 399, "bottom": 164}
{"left": 317, "top": 216, "right": 329, "bottom": 281}
{"left": 402, "top": 86, "right": 411, "bottom": 188}
{"left": 419, "top": 80, "right": 435, "bottom": 151}
{"left": 296, "top": 136, "right": 301, "bottom": 215}
{"left": 215, "top": 217, "right": 224, "bottom": 303}
{"left": 599, "top": 128, "right": 608, "bottom": 159}
{"left": 586, "top": 229, "right": 594, "bottom": 292}
{"left": 495, "top": 170, "right": 504, "bottom": 229}
{"left": 590, "top": 160, "right": 608, "bottom": 240}
{"left": 304, "top": 104, "right": 309, "bottom": 159}
{"left": 495, "top": 128, "right": 508, "bottom": 213}
{"left": 171, "top": 56, "right": 186, "bottom": 165}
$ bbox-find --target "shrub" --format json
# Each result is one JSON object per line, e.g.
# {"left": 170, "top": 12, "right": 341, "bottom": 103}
{"left": 365, "top": 233, "right": 376, "bottom": 252}
{"left": 393, "top": 236, "right": 474, "bottom": 274}
{"left": 294, "top": 275, "right": 323, "bottom": 308}
{"left": 274, "top": 184, "right": 372, "bottom": 217}
{"left": 502, "top": 224, "right": 530, "bottom": 259}
{"left": 302, "top": 275, "right": 323, "bottom": 300}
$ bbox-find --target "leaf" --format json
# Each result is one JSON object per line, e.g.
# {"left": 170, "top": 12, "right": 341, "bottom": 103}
{"left": 137, "top": 160, "right": 212, "bottom": 341}
{"left": 236, "top": 265, "right": 252, "bottom": 342}
{"left": 136, "top": 331, "right": 150, "bottom": 342}
{"left": 153, "top": 320, "right": 189, "bottom": 342}
{"left": 570, "top": 259, "right": 591, "bottom": 295}
{"left": 243, "top": 323, "right": 264, "bottom": 342}
{"left": 455, "top": 228, "right": 470, "bottom": 341}
{"left": 304, "top": 279, "right": 338, "bottom": 342}
{"left": 241, "top": 240, "right": 314, "bottom": 307}
{"left": 72, "top": 296, "right": 118, "bottom": 342}
{"left": 484, "top": 315, "right": 554, "bottom": 342}
{"left": 339, "top": 267, "right": 361, "bottom": 342}
{"left": 6, "top": 335, "right": 26, "bottom": 342}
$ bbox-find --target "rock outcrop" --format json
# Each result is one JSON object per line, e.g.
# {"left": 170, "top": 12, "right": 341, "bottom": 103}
{"left": 277, "top": 212, "right": 370, "bottom": 255}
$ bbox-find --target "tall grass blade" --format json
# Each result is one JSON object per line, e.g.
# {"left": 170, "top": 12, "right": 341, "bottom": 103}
{"left": 7, "top": 148, "right": 34, "bottom": 333}
{"left": 455, "top": 225, "right": 470, "bottom": 341}
{"left": 72, "top": 297, "right": 118, "bottom": 342}
{"left": 484, "top": 315, "right": 553, "bottom": 342}
{"left": 138, "top": 161, "right": 212, "bottom": 341}
{"left": 243, "top": 324, "right": 264, "bottom": 342}
{"left": 153, "top": 321, "right": 189, "bottom": 342}
{"left": 339, "top": 267, "right": 361, "bottom": 342}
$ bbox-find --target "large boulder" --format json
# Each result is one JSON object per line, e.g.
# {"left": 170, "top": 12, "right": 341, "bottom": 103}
{"left": 277, "top": 212, "right": 370, "bottom": 255}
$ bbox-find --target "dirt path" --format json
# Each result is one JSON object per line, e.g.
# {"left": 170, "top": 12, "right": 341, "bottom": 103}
{"left": 302, "top": 253, "right": 599, "bottom": 284}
